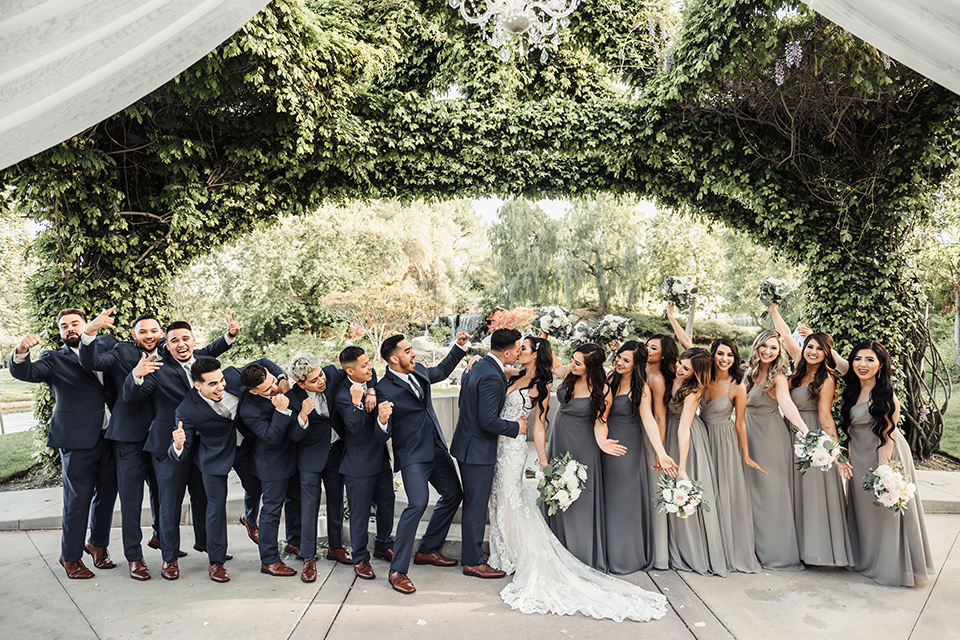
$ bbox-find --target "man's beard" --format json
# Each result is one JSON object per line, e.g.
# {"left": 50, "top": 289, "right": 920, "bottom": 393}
{"left": 63, "top": 334, "right": 81, "bottom": 349}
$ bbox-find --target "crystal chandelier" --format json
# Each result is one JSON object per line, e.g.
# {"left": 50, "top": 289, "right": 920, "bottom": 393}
{"left": 448, "top": 0, "right": 580, "bottom": 63}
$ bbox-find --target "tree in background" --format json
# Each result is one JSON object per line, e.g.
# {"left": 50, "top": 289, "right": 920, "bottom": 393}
{"left": 488, "top": 200, "right": 561, "bottom": 308}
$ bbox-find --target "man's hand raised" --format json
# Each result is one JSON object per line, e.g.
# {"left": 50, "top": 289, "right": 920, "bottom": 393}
{"left": 85, "top": 306, "right": 117, "bottom": 336}
{"left": 225, "top": 312, "right": 240, "bottom": 339}
{"left": 133, "top": 352, "right": 162, "bottom": 378}
{"left": 271, "top": 394, "right": 290, "bottom": 412}
{"left": 172, "top": 422, "right": 185, "bottom": 451}
{"left": 15, "top": 334, "right": 41, "bottom": 354}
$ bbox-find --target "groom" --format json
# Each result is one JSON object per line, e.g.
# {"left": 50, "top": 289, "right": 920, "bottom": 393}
{"left": 450, "top": 328, "right": 527, "bottom": 579}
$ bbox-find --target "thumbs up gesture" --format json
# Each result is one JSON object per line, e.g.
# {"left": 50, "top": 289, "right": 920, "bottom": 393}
{"left": 172, "top": 421, "right": 186, "bottom": 451}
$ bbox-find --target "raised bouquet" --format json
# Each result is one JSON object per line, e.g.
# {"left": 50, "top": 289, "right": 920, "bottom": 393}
{"left": 655, "top": 475, "right": 710, "bottom": 519}
{"left": 792, "top": 429, "right": 847, "bottom": 474}
{"left": 534, "top": 452, "right": 588, "bottom": 516}
{"left": 536, "top": 305, "right": 573, "bottom": 339}
{"left": 862, "top": 460, "right": 917, "bottom": 516}
{"left": 588, "top": 314, "right": 634, "bottom": 344}
{"left": 571, "top": 321, "right": 592, "bottom": 344}
{"left": 661, "top": 276, "right": 698, "bottom": 310}
{"left": 758, "top": 277, "right": 792, "bottom": 306}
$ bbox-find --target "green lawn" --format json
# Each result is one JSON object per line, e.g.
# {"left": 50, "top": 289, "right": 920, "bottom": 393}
{"left": 0, "top": 369, "right": 35, "bottom": 403}
{"left": 940, "top": 386, "right": 960, "bottom": 459}
{"left": 0, "top": 430, "right": 37, "bottom": 482}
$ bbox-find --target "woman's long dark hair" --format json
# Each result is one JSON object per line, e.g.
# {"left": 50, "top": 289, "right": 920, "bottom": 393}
{"left": 649, "top": 334, "right": 678, "bottom": 407}
{"left": 789, "top": 332, "right": 839, "bottom": 400}
{"left": 607, "top": 340, "right": 648, "bottom": 418}
{"left": 508, "top": 336, "right": 554, "bottom": 426}
{"left": 672, "top": 348, "right": 711, "bottom": 408}
{"left": 710, "top": 338, "right": 743, "bottom": 383}
{"left": 839, "top": 341, "right": 897, "bottom": 448}
{"left": 561, "top": 343, "right": 608, "bottom": 424}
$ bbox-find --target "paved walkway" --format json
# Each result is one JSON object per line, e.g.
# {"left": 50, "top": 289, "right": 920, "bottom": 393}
{"left": 0, "top": 411, "right": 36, "bottom": 434}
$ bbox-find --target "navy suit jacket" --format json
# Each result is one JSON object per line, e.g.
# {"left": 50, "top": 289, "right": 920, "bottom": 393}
{"left": 286, "top": 364, "right": 344, "bottom": 474}
{"left": 450, "top": 355, "right": 519, "bottom": 466}
{"left": 239, "top": 390, "right": 296, "bottom": 482}
{"left": 335, "top": 374, "right": 391, "bottom": 478}
{"left": 81, "top": 334, "right": 230, "bottom": 442}
{"left": 9, "top": 344, "right": 118, "bottom": 450}
{"left": 375, "top": 345, "right": 466, "bottom": 471}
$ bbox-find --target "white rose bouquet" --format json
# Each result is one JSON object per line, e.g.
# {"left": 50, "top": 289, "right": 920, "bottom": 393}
{"left": 588, "top": 314, "right": 634, "bottom": 344}
{"left": 791, "top": 428, "right": 847, "bottom": 474}
{"left": 535, "top": 452, "right": 588, "bottom": 516}
{"left": 862, "top": 461, "right": 917, "bottom": 516}
{"left": 571, "top": 321, "right": 592, "bottom": 344}
{"left": 536, "top": 305, "right": 573, "bottom": 339}
{"left": 655, "top": 474, "right": 710, "bottom": 519}
{"left": 661, "top": 276, "right": 698, "bottom": 310}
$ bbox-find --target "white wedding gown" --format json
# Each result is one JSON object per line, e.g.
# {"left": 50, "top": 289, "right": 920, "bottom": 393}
{"left": 487, "top": 389, "right": 669, "bottom": 622}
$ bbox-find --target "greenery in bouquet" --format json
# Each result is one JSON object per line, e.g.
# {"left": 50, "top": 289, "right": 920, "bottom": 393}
{"left": 588, "top": 314, "right": 634, "bottom": 344}
{"left": 660, "top": 276, "right": 698, "bottom": 310}
{"left": 655, "top": 474, "right": 710, "bottom": 519}
{"left": 536, "top": 305, "right": 573, "bottom": 339}
{"left": 570, "top": 321, "right": 592, "bottom": 345}
{"left": 533, "top": 452, "right": 588, "bottom": 516}
{"left": 862, "top": 460, "right": 917, "bottom": 516}
{"left": 758, "top": 277, "right": 792, "bottom": 306}
{"left": 791, "top": 428, "right": 848, "bottom": 474}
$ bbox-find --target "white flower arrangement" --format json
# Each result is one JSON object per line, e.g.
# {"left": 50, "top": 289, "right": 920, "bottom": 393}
{"left": 660, "top": 276, "right": 698, "bottom": 310}
{"left": 791, "top": 428, "right": 847, "bottom": 474}
{"left": 758, "top": 276, "right": 792, "bottom": 305}
{"left": 571, "top": 321, "right": 592, "bottom": 344}
{"left": 535, "top": 452, "right": 588, "bottom": 516}
{"left": 588, "top": 314, "right": 635, "bottom": 343}
{"left": 536, "top": 305, "right": 574, "bottom": 339}
{"left": 862, "top": 461, "right": 917, "bottom": 516}
{"left": 654, "top": 474, "right": 710, "bottom": 519}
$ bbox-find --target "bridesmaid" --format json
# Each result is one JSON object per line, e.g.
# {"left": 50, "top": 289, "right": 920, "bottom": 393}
{"left": 547, "top": 343, "right": 625, "bottom": 571}
{"left": 663, "top": 348, "right": 728, "bottom": 577}
{"left": 602, "top": 341, "right": 678, "bottom": 574}
{"left": 743, "top": 329, "right": 809, "bottom": 571}
{"left": 770, "top": 304, "right": 853, "bottom": 568}
{"left": 840, "top": 341, "right": 934, "bottom": 587}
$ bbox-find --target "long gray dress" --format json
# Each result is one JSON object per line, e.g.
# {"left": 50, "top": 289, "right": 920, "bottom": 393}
{"left": 663, "top": 396, "right": 729, "bottom": 577}
{"left": 643, "top": 375, "right": 669, "bottom": 571}
{"left": 546, "top": 387, "right": 607, "bottom": 572}
{"left": 699, "top": 387, "right": 761, "bottom": 573}
{"left": 846, "top": 402, "right": 934, "bottom": 587}
{"left": 791, "top": 386, "right": 853, "bottom": 567}
{"left": 744, "top": 384, "right": 803, "bottom": 571}
{"left": 601, "top": 394, "right": 649, "bottom": 574}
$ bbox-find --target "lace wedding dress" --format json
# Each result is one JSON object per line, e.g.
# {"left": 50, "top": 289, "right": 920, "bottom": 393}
{"left": 486, "top": 389, "right": 669, "bottom": 622}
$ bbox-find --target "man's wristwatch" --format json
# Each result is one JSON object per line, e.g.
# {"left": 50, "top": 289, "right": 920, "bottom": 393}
{"left": 365, "top": 388, "right": 376, "bottom": 396}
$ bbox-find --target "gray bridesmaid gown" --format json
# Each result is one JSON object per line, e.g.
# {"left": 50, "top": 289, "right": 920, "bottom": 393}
{"left": 601, "top": 394, "right": 649, "bottom": 574}
{"left": 791, "top": 386, "right": 853, "bottom": 567}
{"left": 699, "top": 385, "right": 761, "bottom": 573}
{"left": 643, "top": 375, "right": 669, "bottom": 571}
{"left": 744, "top": 384, "right": 803, "bottom": 570}
{"left": 663, "top": 396, "right": 729, "bottom": 577}
{"left": 846, "top": 402, "right": 934, "bottom": 587}
{"left": 546, "top": 386, "right": 607, "bottom": 572}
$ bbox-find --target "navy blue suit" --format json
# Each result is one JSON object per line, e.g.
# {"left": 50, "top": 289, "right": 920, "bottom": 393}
{"left": 450, "top": 355, "right": 519, "bottom": 566}
{"left": 335, "top": 375, "right": 394, "bottom": 565}
{"left": 375, "top": 345, "right": 466, "bottom": 574}
{"left": 9, "top": 345, "right": 118, "bottom": 563}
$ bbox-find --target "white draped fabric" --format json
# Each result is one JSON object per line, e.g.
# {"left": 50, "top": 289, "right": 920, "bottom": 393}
{"left": 0, "top": 0, "right": 269, "bottom": 170}
{"left": 806, "top": 0, "right": 960, "bottom": 96}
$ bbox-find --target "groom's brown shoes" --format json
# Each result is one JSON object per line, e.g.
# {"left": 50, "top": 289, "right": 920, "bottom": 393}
{"left": 413, "top": 550, "right": 457, "bottom": 567}
{"left": 462, "top": 563, "right": 506, "bottom": 579}
{"left": 389, "top": 571, "right": 416, "bottom": 594}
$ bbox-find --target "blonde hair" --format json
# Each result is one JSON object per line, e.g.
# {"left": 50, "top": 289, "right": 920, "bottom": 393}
{"left": 745, "top": 330, "right": 790, "bottom": 394}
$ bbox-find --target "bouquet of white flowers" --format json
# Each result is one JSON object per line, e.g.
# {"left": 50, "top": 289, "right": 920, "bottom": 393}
{"left": 862, "top": 461, "right": 917, "bottom": 516}
{"left": 571, "top": 321, "right": 592, "bottom": 344}
{"left": 535, "top": 452, "right": 588, "bottom": 516}
{"left": 792, "top": 429, "right": 847, "bottom": 474}
{"left": 661, "top": 276, "right": 698, "bottom": 310}
{"left": 758, "top": 277, "right": 792, "bottom": 305}
{"left": 588, "top": 314, "right": 634, "bottom": 344}
{"left": 536, "top": 305, "right": 573, "bottom": 339}
{"left": 655, "top": 474, "right": 710, "bottom": 519}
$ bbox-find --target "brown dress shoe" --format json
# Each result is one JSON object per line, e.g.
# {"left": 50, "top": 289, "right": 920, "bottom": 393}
{"left": 354, "top": 559, "right": 376, "bottom": 580}
{"left": 373, "top": 548, "right": 394, "bottom": 562}
{"left": 128, "top": 558, "right": 151, "bottom": 581}
{"left": 161, "top": 560, "right": 179, "bottom": 580}
{"left": 284, "top": 544, "right": 302, "bottom": 560}
{"left": 209, "top": 563, "right": 230, "bottom": 583}
{"left": 462, "top": 563, "right": 506, "bottom": 579}
{"left": 193, "top": 544, "right": 233, "bottom": 561}
{"left": 148, "top": 537, "right": 187, "bottom": 558}
{"left": 325, "top": 547, "right": 352, "bottom": 565}
{"left": 388, "top": 571, "right": 416, "bottom": 594}
{"left": 261, "top": 560, "right": 297, "bottom": 576}
{"left": 59, "top": 557, "right": 94, "bottom": 579}
{"left": 301, "top": 559, "right": 318, "bottom": 583}
{"left": 84, "top": 544, "right": 116, "bottom": 569}
{"left": 414, "top": 550, "right": 458, "bottom": 567}
{"left": 239, "top": 516, "right": 259, "bottom": 544}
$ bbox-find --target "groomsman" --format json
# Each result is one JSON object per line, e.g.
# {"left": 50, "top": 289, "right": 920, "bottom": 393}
{"left": 335, "top": 346, "right": 395, "bottom": 581}
{"left": 80, "top": 306, "right": 235, "bottom": 579}
{"left": 375, "top": 332, "right": 470, "bottom": 594}
{"left": 122, "top": 320, "right": 237, "bottom": 580}
{"left": 10, "top": 309, "right": 118, "bottom": 579}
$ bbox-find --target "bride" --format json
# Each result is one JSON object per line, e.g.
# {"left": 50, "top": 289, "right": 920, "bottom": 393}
{"left": 487, "top": 335, "right": 672, "bottom": 623}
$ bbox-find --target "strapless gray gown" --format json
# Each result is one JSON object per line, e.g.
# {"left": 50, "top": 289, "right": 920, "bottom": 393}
{"left": 699, "top": 394, "right": 761, "bottom": 573}
{"left": 790, "top": 386, "right": 853, "bottom": 567}
{"left": 744, "top": 385, "right": 802, "bottom": 570}
{"left": 846, "top": 402, "right": 933, "bottom": 586}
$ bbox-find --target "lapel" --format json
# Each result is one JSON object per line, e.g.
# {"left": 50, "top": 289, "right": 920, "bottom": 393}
{"left": 484, "top": 354, "right": 507, "bottom": 384}
{"left": 62, "top": 346, "right": 101, "bottom": 385}
{"left": 387, "top": 367, "right": 422, "bottom": 403}
{"left": 191, "top": 389, "right": 223, "bottom": 424}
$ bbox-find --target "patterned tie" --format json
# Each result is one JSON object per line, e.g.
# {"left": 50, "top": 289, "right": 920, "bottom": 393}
{"left": 409, "top": 375, "right": 423, "bottom": 400}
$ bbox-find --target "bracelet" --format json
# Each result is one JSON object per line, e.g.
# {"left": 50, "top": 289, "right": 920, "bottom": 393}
{"left": 537, "top": 448, "right": 546, "bottom": 456}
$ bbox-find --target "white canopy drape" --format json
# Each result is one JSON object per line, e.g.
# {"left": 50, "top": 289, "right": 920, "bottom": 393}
{"left": 0, "top": 0, "right": 269, "bottom": 170}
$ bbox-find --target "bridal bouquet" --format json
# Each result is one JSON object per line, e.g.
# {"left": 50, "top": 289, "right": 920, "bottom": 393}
{"left": 571, "top": 321, "right": 592, "bottom": 344}
{"left": 661, "top": 276, "right": 698, "bottom": 310}
{"left": 758, "top": 277, "right": 792, "bottom": 305}
{"left": 862, "top": 461, "right": 917, "bottom": 516}
{"left": 588, "top": 314, "right": 634, "bottom": 343}
{"left": 535, "top": 452, "right": 588, "bottom": 516}
{"left": 655, "top": 475, "right": 710, "bottom": 519}
{"left": 536, "top": 305, "right": 573, "bottom": 339}
{"left": 792, "top": 429, "right": 847, "bottom": 474}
